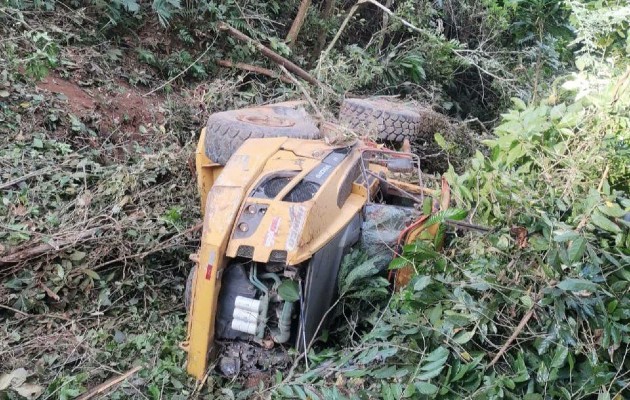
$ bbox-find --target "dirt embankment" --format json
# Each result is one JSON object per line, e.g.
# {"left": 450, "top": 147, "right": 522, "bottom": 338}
{"left": 37, "top": 73, "right": 165, "bottom": 137}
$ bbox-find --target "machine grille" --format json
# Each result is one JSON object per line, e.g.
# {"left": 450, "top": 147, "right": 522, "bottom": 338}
{"left": 262, "top": 176, "right": 292, "bottom": 198}
{"left": 283, "top": 181, "right": 320, "bottom": 203}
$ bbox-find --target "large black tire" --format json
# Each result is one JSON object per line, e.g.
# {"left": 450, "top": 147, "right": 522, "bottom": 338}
{"left": 205, "top": 105, "right": 321, "bottom": 165}
{"left": 338, "top": 98, "right": 422, "bottom": 142}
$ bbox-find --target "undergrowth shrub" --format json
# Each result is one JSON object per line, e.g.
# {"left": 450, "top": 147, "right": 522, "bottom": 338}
{"left": 269, "top": 7, "right": 629, "bottom": 395}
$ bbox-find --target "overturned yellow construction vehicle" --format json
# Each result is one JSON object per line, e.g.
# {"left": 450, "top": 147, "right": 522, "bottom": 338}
{"left": 184, "top": 99, "right": 449, "bottom": 379}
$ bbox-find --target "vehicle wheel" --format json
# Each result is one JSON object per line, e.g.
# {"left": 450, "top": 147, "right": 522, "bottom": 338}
{"left": 338, "top": 98, "right": 422, "bottom": 143}
{"left": 205, "top": 105, "right": 321, "bottom": 165}
{"left": 184, "top": 265, "right": 196, "bottom": 313}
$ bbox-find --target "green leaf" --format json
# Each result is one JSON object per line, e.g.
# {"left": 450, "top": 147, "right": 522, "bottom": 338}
{"left": 120, "top": 0, "right": 140, "bottom": 12}
{"left": 424, "top": 209, "right": 468, "bottom": 228}
{"left": 511, "top": 97, "right": 527, "bottom": 111}
{"left": 551, "top": 346, "right": 568, "bottom": 369}
{"left": 506, "top": 143, "right": 525, "bottom": 165}
{"left": 591, "top": 210, "right": 621, "bottom": 233}
{"left": 82, "top": 269, "right": 100, "bottom": 280}
{"left": 68, "top": 251, "right": 86, "bottom": 261}
{"left": 413, "top": 275, "right": 431, "bottom": 292}
{"left": 553, "top": 230, "right": 580, "bottom": 242}
{"left": 567, "top": 237, "right": 586, "bottom": 263}
{"left": 425, "top": 346, "right": 449, "bottom": 362}
{"left": 403, "top": 241, "right": 439, "bottom": 259}
{"left": 276, "top": 385, "right": 294, "bottom": 397}
{"left": 371, "top": 366, "right": 399, "bottom": 378}
{"left": 278, "top": 280, "right": 299, "bottom": 302}
{"left": 434, "top": 133, "right": 447, "bottom": 150}
{"left": 389, "top": 257, "right": 409, "bottom": 270}
{"left": 453, "top": 330, "right": 474, "bottom": 345}
{"left": 556, "top": 278, "right": 598, "bottom": 292}
{"left": 415, "top": 382, "right": 438, "bottom": 395}
{"left": 598, "top": 204, "right": 626, "bottom": 218}
{"left": 415, "top": 366, "right": 444, "bottom": 380}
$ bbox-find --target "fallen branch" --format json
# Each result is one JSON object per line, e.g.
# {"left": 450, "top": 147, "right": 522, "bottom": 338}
{"left": 218, "top": 22, "right": 323, "bottom": 88}
{"left": 0, "top": 303, "right": 29, "bottom": 316}
{"left": 279, "top": 65, "right": 324, "bottom": 121}
{"left": 0, "top": 227, "right": 106, "bottom": 265}
{"left": 92, "top": 222, "right": 202, "bottom": 271}
{"left": 487, "top": 306, "right": 535, "bottom": 368}
{"left": 76, "top": 366, "right": 142, "bottom": 400}
{"left": 0, "top": 167, "right": 50, "bottom": 191}
{"left": 217, "top": 59, "right": 292, "bottom": 83}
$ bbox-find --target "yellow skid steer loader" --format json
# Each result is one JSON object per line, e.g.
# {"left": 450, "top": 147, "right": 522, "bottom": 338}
{"left": 184, "top": 99, "right": 449, "bottom": 379}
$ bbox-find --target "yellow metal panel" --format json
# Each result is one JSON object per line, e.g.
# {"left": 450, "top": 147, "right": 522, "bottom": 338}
{"left": 187, "top": 137, "right": 288, "bottom": 380}
{"left": 196, "top": 128, "right": 223, "bottom": 216}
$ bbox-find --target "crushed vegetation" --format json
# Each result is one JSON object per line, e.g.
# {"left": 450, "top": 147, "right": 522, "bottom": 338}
{"left": 1, "top": 0, "right": 629, "bottom": 399}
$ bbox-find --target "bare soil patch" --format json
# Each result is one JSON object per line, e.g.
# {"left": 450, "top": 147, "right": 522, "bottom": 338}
{"left": 37, "top": 73, "right": 165, "bottom": 137}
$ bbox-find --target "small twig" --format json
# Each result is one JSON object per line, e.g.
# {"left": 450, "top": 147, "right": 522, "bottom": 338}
{"left": 576, "top": 163, "right": 609, "bottom": 232}
{"left": 361, "top": 0, "right": 428, "bottom": 36}
{"left": 317, "top": 2, "right": 362, "bottom": 73}
{"left": 76, "top": 366, "right": 142, "bottom": 400}
{"left": 0, "top": 227, "right": 106, "bottom": 265}
{"left": 0, "top": 167, "right": 50, "bottom": 190}
{"left": 92, "top": 222, "right": 202, "bottom": 270}
{"left": 279, "top": 65, "right": 324, "bottom": 121}
{"left": 217, "top": 59, "right": 292, "bottom": 83}
{"left": 0, "top": 303, "right": 29, "bottom": 316}
{"left": 39, "top": 281, "right": 61, "bottom": 302}
{"left": 487, "top": 306, "right": 535, "bottom": 368}
{"left": 597, "top": 164, "right": 610, "bottom": 192}
{"left": 144, "top": 39, "right": 216, "bottom": 97}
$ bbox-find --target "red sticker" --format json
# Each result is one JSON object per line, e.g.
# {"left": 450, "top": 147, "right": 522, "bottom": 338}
{"left": 205, "top": 263, "right": 213, "bottom": 280}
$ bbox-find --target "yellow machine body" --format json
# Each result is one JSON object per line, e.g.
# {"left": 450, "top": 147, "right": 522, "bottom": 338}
{"left": 186, "top": 128, "right": 448, "bottom": 379}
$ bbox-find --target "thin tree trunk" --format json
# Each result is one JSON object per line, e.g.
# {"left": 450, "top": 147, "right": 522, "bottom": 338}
{"left": 377, "top": 0, "right": 394, "bottom": 50}
{"left": 286, "top": 0, "right": 312, "bottom": 48}
{"left": 313, "top": 0, "right": 336, "bottom": 59}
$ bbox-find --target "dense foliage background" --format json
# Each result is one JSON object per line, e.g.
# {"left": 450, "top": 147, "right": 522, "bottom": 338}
{"left": 1, "top": 0, "right": 628, "bottom": 398}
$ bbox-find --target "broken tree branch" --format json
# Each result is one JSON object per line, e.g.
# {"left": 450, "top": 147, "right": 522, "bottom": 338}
{"left": 218, "top": 22, "right": 322, "bottom": 87}
{"left": 279, "top": 65, "right": 324, "bottom": 121}
{"left": 0, "top": 167, "right": 50, "bottom": 191}
{"left": 92, "top": 222, "right": 203, "bottom": 271}
{"left": 76, "top": 366, "right": 142, "bottom": 400}
{"left": 217, "top": 59, "right": 292, "bottom": 83}
{"left": 487, "top": 306, "right": 535, "bottom": 368}
{"left": 0, "top": 227, "right": 107, "bottom": 265}
{"left": 286, "top": 0, "right": 312, "bottom": 48}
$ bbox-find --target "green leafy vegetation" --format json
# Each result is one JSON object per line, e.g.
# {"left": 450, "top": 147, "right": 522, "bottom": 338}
{"left": 1, "top": 0, "right": 629, "bottom": 398}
